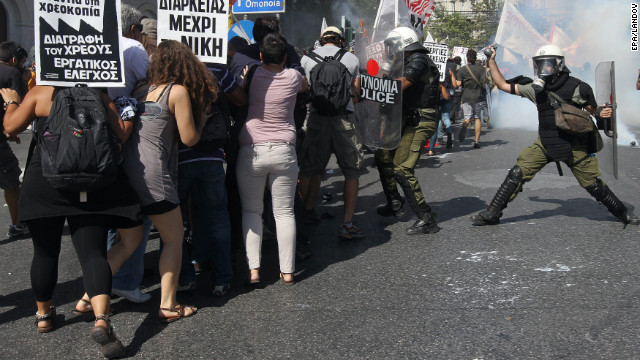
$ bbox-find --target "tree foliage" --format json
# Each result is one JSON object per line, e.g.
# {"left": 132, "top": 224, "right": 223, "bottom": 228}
{"left": 427, "top": 0, "right": 503, "bottom": 51}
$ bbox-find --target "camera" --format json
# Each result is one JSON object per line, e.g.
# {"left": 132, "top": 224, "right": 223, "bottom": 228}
{"left": 483, "top": 45, "right": 498, "bottom": 58}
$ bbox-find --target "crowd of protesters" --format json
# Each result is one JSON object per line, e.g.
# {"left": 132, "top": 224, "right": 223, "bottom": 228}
{"left": 1, "top": 5, "right": 636, "bottom": 358}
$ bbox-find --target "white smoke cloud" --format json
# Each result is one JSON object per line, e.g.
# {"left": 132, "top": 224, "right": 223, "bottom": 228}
{"left": 38, "top": 0, "right": 105, "bottom": 33}
{"left": 492, "top": 0, "right": 640, "bottom": 145}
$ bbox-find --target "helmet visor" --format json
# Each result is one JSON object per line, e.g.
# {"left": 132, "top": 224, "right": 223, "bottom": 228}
{"left": 384, "top": 36, "right": 403, "bottom": 59}
{"left": 533, "top": 57, "right": 559, "bottom": 77}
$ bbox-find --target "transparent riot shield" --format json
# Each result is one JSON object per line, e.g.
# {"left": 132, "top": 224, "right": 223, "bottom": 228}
{"left": 595, "top": 61, "right": 618, "bottom": 179}
{"left": 354, "top": 31, "right": 403, "bottom": 150}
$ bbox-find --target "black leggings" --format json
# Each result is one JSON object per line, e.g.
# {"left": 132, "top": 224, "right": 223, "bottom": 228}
{"left": 27, "top": 215, "right": 112, "bottom": 302}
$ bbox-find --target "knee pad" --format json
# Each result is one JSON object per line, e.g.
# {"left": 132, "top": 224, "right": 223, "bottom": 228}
{"left": 585, "top": 178, "right": 606, "bottom": 199}
{"left": 507, "top": 165, "right": 523, "bottom": 183}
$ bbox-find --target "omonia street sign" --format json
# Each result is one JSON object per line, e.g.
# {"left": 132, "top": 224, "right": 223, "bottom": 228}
{"left": 232, "top": 0, "right": 285, "bottom": 14}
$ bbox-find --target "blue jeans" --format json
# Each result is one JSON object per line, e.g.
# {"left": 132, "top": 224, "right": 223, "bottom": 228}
{"left": 178, "top": 160, "right": 233, "bottom": 286}
{"left": 429, "top": 98, "right": 453, "bottom": 152}
{"left": 108, "top": 217, "right": 152, "bottom": 291}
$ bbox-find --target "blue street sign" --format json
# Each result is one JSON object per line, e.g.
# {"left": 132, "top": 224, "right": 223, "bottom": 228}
{"left": 229, "top": 20, "right": 255, "bottom": 43}
{"left": 232, "top": 0, "right": 285, "bottom": 14}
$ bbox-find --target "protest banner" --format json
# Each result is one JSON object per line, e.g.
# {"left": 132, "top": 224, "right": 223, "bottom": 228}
{"left": 35, "top": 0, "right": 124, "bottom": 87}
{"left": 495, "top": 1, "right": 547, "bottom": 58}
{"left": 158, "top": 0, "right": 229, "bottom": 64}
{"left": 452, "top": 46, "right": 468, "bottom": 66}
{"left": 423, "top": 42, "right": 448, "bottom": 81}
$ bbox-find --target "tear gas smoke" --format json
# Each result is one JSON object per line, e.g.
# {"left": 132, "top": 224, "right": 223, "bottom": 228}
{"left": 492, "top": 0, "right": 640, "bottom": 145}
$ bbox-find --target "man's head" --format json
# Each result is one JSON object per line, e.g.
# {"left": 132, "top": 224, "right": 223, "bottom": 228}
{"left": 228, "top": 36, "right": 249, "bottom": 57}
{"left": 532, "top": 44, "right": 566, "bottom": 79}
{"left": 260, "top": 34, "right": 288, "bottom": 65}
{"left": 253, "top": 16, "right": 281, "bottom": 43}
{"left": 121, "top": 4, "right": 143, "bottom": 41}
{"left": 0, "top": 41, "right": 28, "bottom": 68}
{"left": 319, "top": 26, "right": 343, "bottom": 47}
{"left": 453, "top": 56, "right": 462, "bottom": 65}
{"left": 384, "top": 27, "right": 424, "bottom": 60}
{"left": 466, "top": 49, "right": 477, "bottom": 65}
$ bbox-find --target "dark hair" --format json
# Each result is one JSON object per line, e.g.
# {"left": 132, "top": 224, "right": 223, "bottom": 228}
{"left": 319, "top": 34, "right": 342, "bottom": 47}
{"left": 260, "top": 34, "right": 288, "bottom": 65}
{"left": 453, "top": 56, "right": 461, "bottom": 65}
{"left": 0, "top": 41, "right": 26, "bottom": 62}
{"left": 253, "top": 16, "right": 280, "bottom": 43}
{"left": 148, "top": 40, "right": 220, "bottom": 128}
{"left": 228, "top": 36, "right": 249, "bottom": 53}
{"left": 466, "top": 49, "right": 477, "bottom": 64}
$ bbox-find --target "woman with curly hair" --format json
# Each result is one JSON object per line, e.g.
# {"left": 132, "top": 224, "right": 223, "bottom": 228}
{"left": 112, "top": 40, "right": 218, "bottom": 322}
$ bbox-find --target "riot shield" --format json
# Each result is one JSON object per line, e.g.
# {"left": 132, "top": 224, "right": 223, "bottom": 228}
{"left": 595, "top": 61, "right": 618, "bottom": 179}
{"left": 354, "top": 31, "right": 403, "bottom": 149}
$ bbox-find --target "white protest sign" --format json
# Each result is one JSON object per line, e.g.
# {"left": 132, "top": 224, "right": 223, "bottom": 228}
{"left": 35, "top": 0, "right": 125, "bottom": 87}
{"left": 158, "top": 0, "right": 229, "bottom": 64}
{"left": 423, "top": 42, "right": 448, "bottom": 82}
{"left": 452, "top": 46, "right": 468, "bottom": 66}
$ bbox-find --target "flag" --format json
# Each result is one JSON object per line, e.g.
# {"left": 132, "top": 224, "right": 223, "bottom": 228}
{"left": 404, "top": 0, "right": 436, "bottom": 25}
{"left": 495, "top": 1, "right": 548, "bottom": 58}
{"left": 373, "top": 0, "right": 435, "bottom": 39}
{"left": 321, "top": 17, "right": 328, "bottom": 37}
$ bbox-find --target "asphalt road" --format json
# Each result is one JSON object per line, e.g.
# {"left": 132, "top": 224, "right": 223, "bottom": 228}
{"left": 1, "top": 122, "right": 640, "bottom": 359}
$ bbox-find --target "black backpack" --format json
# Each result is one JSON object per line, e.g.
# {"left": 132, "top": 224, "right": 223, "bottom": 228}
{"left": 193, "top": 93, "right": 232, "bottom": 152}
{"left": 39, "top": 87, "right": 121, "bottom": 192}
{"left": 306, "top": 48, "right": 352, "bottom": 116}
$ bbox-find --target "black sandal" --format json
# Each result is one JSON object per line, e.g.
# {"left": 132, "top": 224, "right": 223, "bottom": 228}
{"left": 90, "top": 314, "right": 126, "bottom": 359}
{"left": 35, "top": 306, "right": 55, "bottom": 333}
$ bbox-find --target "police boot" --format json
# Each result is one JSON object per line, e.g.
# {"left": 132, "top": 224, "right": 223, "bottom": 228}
{"left": 585, "top": 179, "right": 640, "bottom": 225}
{"left": 376, "top": 190, "right": 406, "bottom": 217}
{"left": 406, "top": 202, "right": 439, "bottom": 235}
{"left": 471, "top": 166, "right": 522, "bottom": 226}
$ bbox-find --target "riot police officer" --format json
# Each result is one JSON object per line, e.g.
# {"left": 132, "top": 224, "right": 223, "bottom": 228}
{"left": 374, "top": 27, "right": 441, "bottom": 235}
{"left": 471, "top": 44, "right": 639, "bottom": 226}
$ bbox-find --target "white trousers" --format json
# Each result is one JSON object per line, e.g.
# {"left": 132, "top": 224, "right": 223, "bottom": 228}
{"left": 236, "top": 142, "right": 298, "bottom": 273}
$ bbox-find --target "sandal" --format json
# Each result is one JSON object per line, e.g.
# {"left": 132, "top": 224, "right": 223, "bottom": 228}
{"left": 159, "top": 304, "right": 197, "bottom": 323}
{"left": 73, "top": 298, "right": 93, "bottom": 314}
{"left": 90, "top": 314, "right": 126, "bottom": 359}
{"left": 35, "top": 306, "right": 56, "bottom": 333}
{"left": 280, "top": 272, "right": 295, "bottom": 285}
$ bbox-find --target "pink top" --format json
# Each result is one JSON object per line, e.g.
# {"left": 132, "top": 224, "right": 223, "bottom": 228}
{"left": 239, "top": 67, "right": 303, "bottom": 145}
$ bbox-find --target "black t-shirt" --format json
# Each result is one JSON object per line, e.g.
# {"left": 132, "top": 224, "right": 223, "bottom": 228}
{"left": 0, "top": 62, "right": 28, "bottom": 142}
{"left": 458, "top": 63, "right": 487, "bottom": 103}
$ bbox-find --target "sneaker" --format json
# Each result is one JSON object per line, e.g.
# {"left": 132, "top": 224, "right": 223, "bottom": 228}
{"left": 473, "top": 142, "right": 480, "bottom": 148}
{"left": 177, "top": 281, "right": 197, "bottom": 292}
{"left": 111, "top": 287, "right": 152, "bottom": 303}
{"left": 212, "top": 283, "right": 231, "bottom": 297}
{"left": 338, "top": 223, "right": 366, "bottom": 240}
{"left": 7, "top": 223, "right": 29, "bottom": 238}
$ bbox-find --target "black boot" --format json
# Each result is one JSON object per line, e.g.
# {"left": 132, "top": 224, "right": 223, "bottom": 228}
{"left": 406, "top": 205, "right": 439, "bottom": 235}
{"left": 586, "top": 179, "right": 640, "bottom": 225}
{"left": 471, "top": 166, "right": 522, "bottom": 226}
{"left": 376, "top": 190, "right": 406, "bottom": 217}
{"left": 446, "top": 133, "right": 452, "bottom": 149}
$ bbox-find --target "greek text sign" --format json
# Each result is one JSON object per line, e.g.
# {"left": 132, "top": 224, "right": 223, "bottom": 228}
{"left": 423, "top": 42, "right": 448, "bottom": 82}
{"left": 35, "top": 0, "right": 125, "bottom": 87}
{"left": 158, "top": 0, "right": 229, "bottom": 64}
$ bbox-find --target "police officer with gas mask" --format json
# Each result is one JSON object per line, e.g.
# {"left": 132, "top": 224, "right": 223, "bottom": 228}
{"left": 374, "top": 27, "right": 441, "bottom": 235}
{"left": 470, "top": 44, "right": 638, "bottom": 226}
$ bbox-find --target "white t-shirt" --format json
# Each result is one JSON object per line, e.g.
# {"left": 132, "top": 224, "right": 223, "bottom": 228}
{"left": 301, "top": 45, "right": 360, "bottom": 112}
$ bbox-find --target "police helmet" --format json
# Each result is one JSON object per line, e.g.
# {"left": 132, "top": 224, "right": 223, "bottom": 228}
{"left": 532, "top": 44, "right": 566, "bottom": 78}
{"left": 384, "top": 27, "right": 425, "bottom": 59}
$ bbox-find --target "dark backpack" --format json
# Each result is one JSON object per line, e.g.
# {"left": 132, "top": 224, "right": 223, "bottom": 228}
{"left": 307, "top": 48, "right": 352, "bottom": 116}
{"left": 39, "top": 87, "right": 121, "bottom": 192}
{"left": 193, "top": 93, "right": 232, "bottom": 152}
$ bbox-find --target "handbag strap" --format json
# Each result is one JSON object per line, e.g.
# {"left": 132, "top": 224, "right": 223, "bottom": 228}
{"left": 466, "top": 66, "right": 484, "bottom": 88}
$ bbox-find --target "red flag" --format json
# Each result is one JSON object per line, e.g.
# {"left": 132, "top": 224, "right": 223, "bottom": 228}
{"left": 404, "top": 0, "right": 436, "bottom": 22}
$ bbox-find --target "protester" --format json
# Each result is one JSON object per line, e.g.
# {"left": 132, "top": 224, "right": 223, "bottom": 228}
{"left": 0, "top": 41, "right": 29, "bottom": 238}
{"left": 453, "top": 49, "right": 488, "bottom": 148}
{"left": 374, "top": 27, "right": 441, "bottom": 235}
{"left": 113, "top": 40, "right": 214, "bottom": 322}
{"left": 177, "top": 63, "right": 247, "bottom": 296}
{"left": 75, "top": 6, "right": 152, "bottom": 311}
{"left": 0, "top": 86, "right": 140, "bottom": 358}
{"left": 427, "top": 82, "right": 452, "bottom": 156}
{"left": 237, "top": 33, "right": 307, "bottom": 285}
{"left": 299, "top": 26, "right": 365, "bottom": 240}
{"left": 471, "top": 45, "right": 639, "bottom": 226}
{"left": 449, "top": 56, "right": 463, "bottom": 123}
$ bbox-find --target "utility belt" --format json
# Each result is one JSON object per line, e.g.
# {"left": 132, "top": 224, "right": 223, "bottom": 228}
{"left": 405, "top": 109, "right": 436, "bottom": 126}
